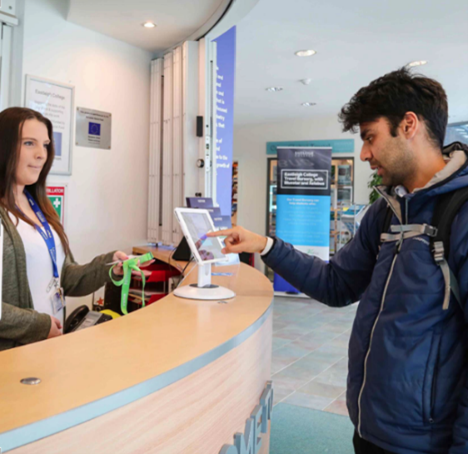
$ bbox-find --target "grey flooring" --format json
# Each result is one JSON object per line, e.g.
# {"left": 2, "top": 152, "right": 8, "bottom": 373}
{"left": 271, "top": 296, "right": 357, "bottom": 417}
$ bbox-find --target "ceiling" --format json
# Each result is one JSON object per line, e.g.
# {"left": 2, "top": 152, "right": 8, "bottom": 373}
{"left": 67, "top": 0, "right": 229, "bottom": 54}
{"left": 234, "top": 0, "right": 468, "bottom": 126}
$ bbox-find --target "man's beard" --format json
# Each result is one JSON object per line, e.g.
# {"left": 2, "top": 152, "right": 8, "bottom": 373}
{"left": 380, "top": 140, "right": 416, "bottom": 188}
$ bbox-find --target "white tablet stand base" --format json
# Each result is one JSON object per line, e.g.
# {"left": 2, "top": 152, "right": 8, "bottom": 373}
{"left": 173, "top": 263, "right": 236, "bottom": 301}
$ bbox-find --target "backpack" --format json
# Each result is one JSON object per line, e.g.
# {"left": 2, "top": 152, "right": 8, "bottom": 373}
{"left": 379, "top": 185, "right": 468, "bottom": 311}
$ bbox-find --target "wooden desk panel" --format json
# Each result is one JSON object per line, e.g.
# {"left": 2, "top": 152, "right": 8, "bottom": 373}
{"left": 0, "top": 246, "right": 274, "bottom": 453}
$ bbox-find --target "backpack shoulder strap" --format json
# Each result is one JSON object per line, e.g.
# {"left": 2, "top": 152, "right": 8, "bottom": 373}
{"left": 432, "top": 187, "right": 468, "bottom": 260}
{"left": 381, "top": 205, "right": 393, "bottom": 237}
{"left": 431, "top": 187, "right": 468, "bottom": 310}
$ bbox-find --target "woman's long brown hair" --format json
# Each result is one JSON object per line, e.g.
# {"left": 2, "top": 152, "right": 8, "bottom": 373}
{"left": 0, "top": 107, "right": 70, "bottom": 255}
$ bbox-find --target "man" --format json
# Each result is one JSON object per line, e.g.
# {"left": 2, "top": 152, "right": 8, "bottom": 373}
{"left": 209, "top": 67, "right": 468, "bottom": 453}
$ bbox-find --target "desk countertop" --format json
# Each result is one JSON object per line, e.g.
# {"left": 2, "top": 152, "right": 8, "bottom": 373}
{"left": 0, "top": 246, "right": 273, "bottom": 447}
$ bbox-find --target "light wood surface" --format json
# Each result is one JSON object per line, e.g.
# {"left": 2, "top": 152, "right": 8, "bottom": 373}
{"left": 10, "top": 313, "right": 272, "bottom": 454}
{"left": 0, "top": 246, "right": 273, "bottom": 452}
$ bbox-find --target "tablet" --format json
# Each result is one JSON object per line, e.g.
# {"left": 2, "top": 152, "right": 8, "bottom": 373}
{"left": 174, "top": 208, "right": 229, "bottom": 265}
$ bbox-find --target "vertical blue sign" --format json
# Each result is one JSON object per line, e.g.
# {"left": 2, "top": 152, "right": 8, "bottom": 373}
{"left": 213, "top": 26, "right": 236, "bottom": 216}
{"left": 275, "top": 147, "right": 332, "bottom": 293}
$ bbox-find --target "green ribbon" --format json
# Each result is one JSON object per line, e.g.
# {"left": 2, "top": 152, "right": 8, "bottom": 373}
{"left": 109, "top": 252, "right": 154, "bottom": 315}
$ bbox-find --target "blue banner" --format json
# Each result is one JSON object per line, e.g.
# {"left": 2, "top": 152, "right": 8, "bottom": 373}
{"left": 274, "top": 147, "right": 332, "bottom": 293}
{"left": 214, "top": 26, "right": 236, "bottom": 216}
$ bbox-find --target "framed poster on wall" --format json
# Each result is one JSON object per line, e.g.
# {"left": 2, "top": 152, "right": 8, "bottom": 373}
{"left": 24, "top": 75, "right": 75, "bottom": 175}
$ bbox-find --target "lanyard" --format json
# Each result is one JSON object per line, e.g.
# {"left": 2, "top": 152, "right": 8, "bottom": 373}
{"left": 24, "top": 190, "right": 59, "bottom": 280}
{"left": 109, "top": 252, "right": 154, "bottom": 315}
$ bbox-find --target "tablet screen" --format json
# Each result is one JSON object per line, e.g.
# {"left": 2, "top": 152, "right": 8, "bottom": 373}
{"left": 179, "top": 211, "right": 225, "bottom": 261}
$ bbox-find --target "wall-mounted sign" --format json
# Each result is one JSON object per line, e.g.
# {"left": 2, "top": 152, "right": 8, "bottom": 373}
{"left": 46, "top": 184, "right": 67, "bottom": 227}
{"left": 213, "top": 26, "right": 236, "bottom": 217}
{"left": 76, "top": 107, "right": 112, "bottom": 149}
{"left": 25, "top": 75, "right": 75, "bottom": 175}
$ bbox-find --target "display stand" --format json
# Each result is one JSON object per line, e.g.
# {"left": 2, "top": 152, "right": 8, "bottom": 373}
{"left": 174, "top": 263, "right": 236, "bottom": 300}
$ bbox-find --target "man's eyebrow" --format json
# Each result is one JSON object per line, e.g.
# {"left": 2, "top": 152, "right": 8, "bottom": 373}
{"left": 360, "top": 129, "right": 370, "bottom": 141}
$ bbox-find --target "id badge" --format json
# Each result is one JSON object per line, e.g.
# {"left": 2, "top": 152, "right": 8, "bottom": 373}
{"left": 50, "top": 288, "right": 65, "bottom": 315}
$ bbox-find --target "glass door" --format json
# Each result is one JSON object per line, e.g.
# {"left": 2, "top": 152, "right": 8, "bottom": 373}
{"left": 265, "top": 158, "right": 277, "bottom": 281}
{"left": 330, "top": 158, "right": 354, "bottom": 254}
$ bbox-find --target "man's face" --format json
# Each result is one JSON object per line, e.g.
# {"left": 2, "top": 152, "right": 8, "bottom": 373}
{"left": 359, "top": 117, "right": 416, "bottom": 187}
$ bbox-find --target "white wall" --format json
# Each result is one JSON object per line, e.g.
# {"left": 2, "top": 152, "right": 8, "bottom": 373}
{"left": 16, "top": 0, "right": 153, "bottom": 310}
{"left": 233, "top": 116, "right": 373, "bottom": 271}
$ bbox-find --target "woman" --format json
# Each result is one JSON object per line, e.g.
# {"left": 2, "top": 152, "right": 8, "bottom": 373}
{"left": 0, "top": 107, "right": 134, "bottom": 351}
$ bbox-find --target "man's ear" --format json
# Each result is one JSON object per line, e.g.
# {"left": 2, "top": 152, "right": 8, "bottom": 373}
{"left": 401, "top": 112, "right": 419, "bottom": 140}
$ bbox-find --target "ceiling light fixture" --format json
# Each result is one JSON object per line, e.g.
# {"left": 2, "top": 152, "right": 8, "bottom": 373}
{"left": 143, "top": 22, "right": 156, "bottom": 29}
{"left": 300, "top": 78, "right": 312, "bottom": 85}
{"left": 301, "top": 102, "right": 316, "bottom": 107}
{"left": 295, "top": 50, "right": 316, "bottom": 57}
{"left": 407, "top": 60, "right": 427, "bottom": 67}
{"left": 266, "top": 87, "right": 283, "bottom": 92}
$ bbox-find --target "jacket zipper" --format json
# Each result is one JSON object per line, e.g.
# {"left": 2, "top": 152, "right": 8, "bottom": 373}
{"left": 429, "top": 338, "right": 441, "bottom": 424}
{"left": 357, "top": 246, "right": 400, "bottom": 437}
{"left": 358, "top": 187, "right": 405, "bottom": 438}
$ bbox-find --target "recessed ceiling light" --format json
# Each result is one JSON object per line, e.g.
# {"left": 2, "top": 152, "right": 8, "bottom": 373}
{"left": 301, "top": 102, "right": 316, "bottom": 107}
{"left": 143, "top": 22, "right": 156, "bottom": 29}
{"left": 295, "top": 50, "right": 316, "bottom": 57}
{"left": 408, "top": 60, "right": 427, "bottom": 67}
{"left": 266, "top": 87, "right": 283, "bottom": 92}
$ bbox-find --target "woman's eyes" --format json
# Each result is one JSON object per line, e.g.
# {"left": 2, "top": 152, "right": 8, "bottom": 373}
{"left": 23, "top": 141, "right": 50, "bottom": 148}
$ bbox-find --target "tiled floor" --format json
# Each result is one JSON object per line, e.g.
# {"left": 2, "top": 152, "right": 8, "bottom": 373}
{"left": 271, "top": 296, "right": 358, "bottom": 417}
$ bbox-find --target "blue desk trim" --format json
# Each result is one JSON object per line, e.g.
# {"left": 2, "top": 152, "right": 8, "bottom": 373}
{"left": 0, "top": 305, "right": 273, "bottom": 452}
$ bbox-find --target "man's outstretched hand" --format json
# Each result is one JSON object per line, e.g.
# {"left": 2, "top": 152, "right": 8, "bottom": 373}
{"left": 207, "top": 226, "right": 268, "bottom": 254}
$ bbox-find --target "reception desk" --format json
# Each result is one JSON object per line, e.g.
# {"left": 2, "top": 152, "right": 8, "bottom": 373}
{"left": 0, "top": 246, "right": 274, "bottom": 453}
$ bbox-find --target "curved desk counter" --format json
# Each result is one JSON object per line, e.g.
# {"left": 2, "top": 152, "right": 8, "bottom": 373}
{"left": 0, "top": 246, "right": 274, "bottom": 453}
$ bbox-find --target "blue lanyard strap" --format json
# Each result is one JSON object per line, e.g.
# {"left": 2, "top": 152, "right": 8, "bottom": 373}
{"left": 24, "top": 190, "right": 59, "bottom": 279}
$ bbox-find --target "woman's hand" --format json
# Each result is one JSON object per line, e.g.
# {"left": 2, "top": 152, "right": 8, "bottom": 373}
{"left": 47, "top": 315, "right": 62, "bottom": 339}
{"left": 111, "top": 251, "right": 153, "bottom": 277}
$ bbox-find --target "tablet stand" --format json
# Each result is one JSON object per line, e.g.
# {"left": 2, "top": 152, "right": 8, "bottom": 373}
{"left": 173, "top": 263, "right": 236, "bottom": 301}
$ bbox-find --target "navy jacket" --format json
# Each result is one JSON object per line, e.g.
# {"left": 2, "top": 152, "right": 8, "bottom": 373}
{"left": 263, "top": 145, "right": 468, "bottom": 454}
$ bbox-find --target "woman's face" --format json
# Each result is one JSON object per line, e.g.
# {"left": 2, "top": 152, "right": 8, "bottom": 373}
{"left": 15, "top": 119, "right": 50, "bottom": 187}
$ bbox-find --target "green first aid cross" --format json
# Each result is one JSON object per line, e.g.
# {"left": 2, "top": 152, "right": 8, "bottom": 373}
{"left": 48, "top": 196, "right": 63, "bottom": 222}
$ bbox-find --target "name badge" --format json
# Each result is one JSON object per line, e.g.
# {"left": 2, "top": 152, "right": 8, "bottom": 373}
{"left": 50, "top": 288, "right": 65, "bottom": 315}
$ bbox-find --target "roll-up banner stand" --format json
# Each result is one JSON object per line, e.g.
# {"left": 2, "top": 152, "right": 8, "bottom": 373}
{"left": 275, "top": 147, "right": 332, "bottom": 293}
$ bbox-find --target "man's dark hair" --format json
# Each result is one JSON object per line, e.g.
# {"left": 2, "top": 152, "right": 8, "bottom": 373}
{"left": 339, "top": 67, "right": 448, "bottom": 149}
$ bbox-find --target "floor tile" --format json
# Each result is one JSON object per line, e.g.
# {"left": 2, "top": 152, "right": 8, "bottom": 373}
{"left": 272, "top": 383, "right": 295, "bottom": 406}
{"left": 287, "top": 357, "right": 332, "bottom": 376}
{"left": 283, "top": 392, "right": 335, "bottom": 410}
{"left": 298, "top": 380, "right": 345, "bottom": 399}
{"left": 270, "top": 296, "right": 353, "bottom": 419}
{"left": 271, "top": 357, "right": 296, "bottom": 374}
{"left": 273, "top": 344, "right": 311, "bottom": 361}
{"left": 273, "top": 326, "right": 314, "bottom": 341}
{"left": 313, "top": 367, "right": 348, "bottom": 388}
{"left": 272, "top": 337, "right": 292, "bottom": 351}
{"left": 290, "top": 336, "right": 325, "bottom": 352}
{"left": 324, "top": 398, "right": 349, "bottom": 416}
